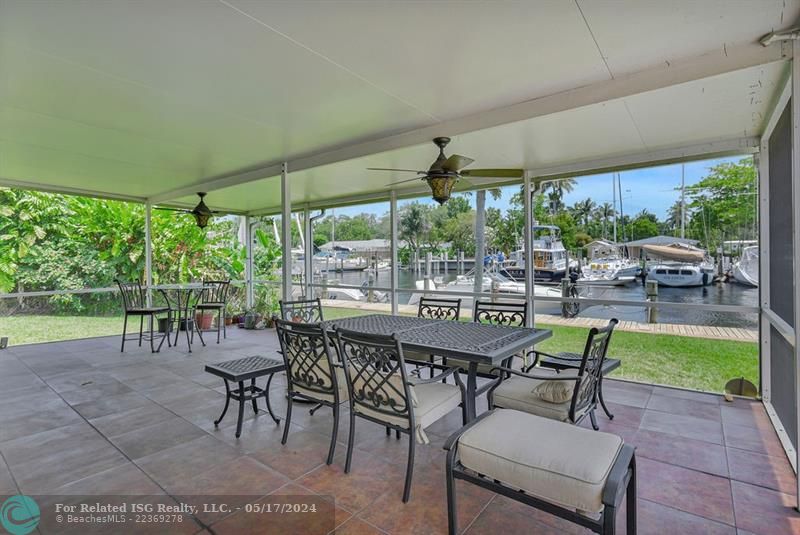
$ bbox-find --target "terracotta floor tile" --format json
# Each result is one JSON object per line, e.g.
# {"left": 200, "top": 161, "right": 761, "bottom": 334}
{"left": 136, "top": 435, "right": 241, "bottom": 489}
{"left": 721, "top": 405, "right": 773, "bottom": 430}
{"left": 297, "top": 452, "right": 404, "bottom": 512}
{"left": 632, "top": 429, "right": 729, "bottom": 477}
{"left": 646, "top": 394, "right": 722, "bottom": 421}
{"left": 632, "top": 499, "right": 736, "bottom": 535}
{"left": 251, "top": 429, "right": 339, "bottom": 480}
{"left": 602, "top": 381, "right": 652, "bottom": 408}
{"left": 731, "top": 481, "right": 800, "bottom": 535}
{"left": 337, "top": 516, "right": 387, "bottom": 534}
{"left": 637, "top": 457, "right": 734, "bottom": 525}
{"left": 726, "top": 447, "right": 796, "bottom": 495}
{"left": 723, "top": 422, "right": 786, "bottom": 457}
{"left": 465, "top": 494, "right": 589, "bottom": 535}
{"left": 640, "top": 409, "right": 724, "bottom": 445}
{"left": 652, "top": 386, "right": 722, "bottom": 405}
{"left": 359, "top": 458, "right": 493, "bottom": 535}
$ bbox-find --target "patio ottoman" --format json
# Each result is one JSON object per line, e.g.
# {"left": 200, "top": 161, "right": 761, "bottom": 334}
{"left": 444, "top": 409, "right": 636, "bottom": 534}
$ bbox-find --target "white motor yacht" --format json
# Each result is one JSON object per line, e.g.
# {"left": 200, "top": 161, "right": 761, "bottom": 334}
{"left": 643, "top": 243, "right": 715, "bottom": 287}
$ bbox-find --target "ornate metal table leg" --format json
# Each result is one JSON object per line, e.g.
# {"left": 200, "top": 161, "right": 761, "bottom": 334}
{"left": 251, "top": 378, "right": 259, "bottom": 414}
{"left": 214, "top": 379, "right": 231, "bottom": 427}
{"left": 264, "top": 373, "right": 280, "bottom": 424}
{"left": 235, "top": 380, "right": 245, "bottom": 438}
{"left": 465, "top": 362, "right": 478, "bottom": 421}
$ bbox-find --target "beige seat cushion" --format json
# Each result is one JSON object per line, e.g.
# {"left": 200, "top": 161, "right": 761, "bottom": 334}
{"left": 354, "top": 381, "right": 462, "bottom": 444}
{"left": 491, "top": 369, "right": 580, "bottom": 422}
{"left": 292, "top": 366, "right": 348, "bottom": 404}
{"left": 458, "top": 409, "right": 623, "bottom": 514}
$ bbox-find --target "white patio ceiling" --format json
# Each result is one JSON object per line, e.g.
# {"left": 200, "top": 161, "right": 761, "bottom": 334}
{"left": 0, "top": 0, "right": 797, "bottom": 214}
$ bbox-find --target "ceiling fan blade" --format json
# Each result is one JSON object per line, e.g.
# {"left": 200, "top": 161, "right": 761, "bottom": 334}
{"left": 154, "top": 206, "right": 191, "bottom": 213}
{"left": 384, "top": 176, "right": 425, "bottom": 187}
{"left": 441, "top": 154, "right": 474, "bottom": 172}
{"left": 460, "top": 168, "right": 524, "bottom": 178}
{"left": 367, "top": 167, "right": 424, "bottom": 173}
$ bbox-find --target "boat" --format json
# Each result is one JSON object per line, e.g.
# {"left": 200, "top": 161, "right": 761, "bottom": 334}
{"left": 407, "top": 269, "right": 569, "bottom": 315}
{"left": 578, "top": 240, "right": 640, "bottom": 286}
{"left": 502, "top": 225, "right": 571, "bottom": 282}
{"left": 643, "top": 243, "right": 715, "bottom": 287}
{"left": 314, "top": 250, "right": 369, "bottom": 272}
{"left": 731, "top": 246, "right": 759, "bottom": 287}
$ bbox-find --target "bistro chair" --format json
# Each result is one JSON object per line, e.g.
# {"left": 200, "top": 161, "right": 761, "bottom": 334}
{"left": 279, "top": 298, "right": 324, "bottom": 323}
{"left": 115, "top": 279, "right": 170, "bottom": 353}
{"left": 275, "top": 319, "right": 347, "bottom": 465}
{"left": 488, "top": 319, "right": 618, "bottom": 430}
{"left": 443, "top": 300, "right": 532, "bottom": 394}
{"left": 194, "top": 280, "right": 230, "bottom": 344}
{"left": 406, "top": 297, "right": 462, "bottom": 378}
{"left": 335, "top": 327, "right": 465, "bottom": 503}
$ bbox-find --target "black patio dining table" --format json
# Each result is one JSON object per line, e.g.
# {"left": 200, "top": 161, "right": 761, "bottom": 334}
{"left": 327, "top": 314, "right": 552, "bottom": 421}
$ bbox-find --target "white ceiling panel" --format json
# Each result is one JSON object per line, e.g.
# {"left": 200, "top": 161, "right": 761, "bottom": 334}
{"left": 229, "top": 0, "right": 611, "bottom": 120}
{"left": 578, "top": 0, "right": 798, "bottom": 76}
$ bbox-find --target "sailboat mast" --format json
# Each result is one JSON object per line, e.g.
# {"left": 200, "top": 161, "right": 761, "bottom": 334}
{"left": 618, "top": 173, "right": 626, "bottom": 242}
{"left": 612, "top": 173, "right": 618, "bottom": 242}
{"left": 680, "top": 163, "right": 686, "bottom": 239}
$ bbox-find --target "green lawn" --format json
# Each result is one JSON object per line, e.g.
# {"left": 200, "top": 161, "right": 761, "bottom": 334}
{"left": 0, "top": 315, "right": 125, "bottom": 345}
{"left": 1, "top": 310, "right": 758, "bottom": 394}
{"left": 321, "top": 306, "right": 758, "bottom": 394}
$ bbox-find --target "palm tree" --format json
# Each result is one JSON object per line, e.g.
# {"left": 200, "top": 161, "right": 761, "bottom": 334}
{"left": 541, "top": 178, "right": 576, "bottom": 215}
{"left": 665, "top": 200, "right": 683, "bottom": 235}
{"left": 594, "top": 202, "right": 615, "bottom": 239}
{"left": 570, "top": 198, "right": 596, "bottom": 227}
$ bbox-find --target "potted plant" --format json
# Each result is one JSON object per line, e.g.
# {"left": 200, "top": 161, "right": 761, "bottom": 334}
{"left": 195, "top": 311, "right": 214, "bottom": 331}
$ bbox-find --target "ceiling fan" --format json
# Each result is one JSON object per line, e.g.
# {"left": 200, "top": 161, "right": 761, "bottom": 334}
{"left": 155, "top": 192, "right": 219, "bottom": 229}
{"left": 368, "top": 137, "right": 523, "bottom": 204}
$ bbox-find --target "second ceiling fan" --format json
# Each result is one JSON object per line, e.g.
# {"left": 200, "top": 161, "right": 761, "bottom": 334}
{"left": 368, "top": 137, "right": 523, "bottom": 204}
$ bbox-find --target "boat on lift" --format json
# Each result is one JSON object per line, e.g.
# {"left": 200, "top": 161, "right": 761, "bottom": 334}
{"left": 503, "top": 225, "right": 573, "bottom": 282}
{"left": 643, "top": 243, "right": 715, "bottom": 287}
{"left": 731, "top": 245, "right": 759, "bottom": 287}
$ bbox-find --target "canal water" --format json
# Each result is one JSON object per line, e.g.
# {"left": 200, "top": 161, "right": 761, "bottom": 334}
{"left": 322, "top": 268, "right": 759, "bottom": 329}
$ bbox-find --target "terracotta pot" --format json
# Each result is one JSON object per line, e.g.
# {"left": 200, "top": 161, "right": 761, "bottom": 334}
{"left": 195, "top": 313, "right": 214, "bottom": 330}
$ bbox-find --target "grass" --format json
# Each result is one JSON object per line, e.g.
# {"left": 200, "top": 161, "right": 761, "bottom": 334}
{"left": 321, "top": 306, "right": 758, "bottom": 394}
{"left": 1, "top": 310, "right": 758, "bottom": 394}
{"left": 0, "top": 315, "right": 126, "bottom": 345}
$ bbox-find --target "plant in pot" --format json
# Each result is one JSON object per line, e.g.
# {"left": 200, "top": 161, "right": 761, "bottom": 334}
{"left": 195, "top": 311, "right": 214, "bottom": 331}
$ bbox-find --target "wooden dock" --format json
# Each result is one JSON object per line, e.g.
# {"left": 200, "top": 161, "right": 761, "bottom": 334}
{"left": 321, "top": 300, "right": 758, "bottom": 343}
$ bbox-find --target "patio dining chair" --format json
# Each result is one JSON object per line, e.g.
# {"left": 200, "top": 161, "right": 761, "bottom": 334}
{"left": 275, "top": 319, "right": 347, "bottom": 465}
{"left": 488, "top": 318, "right": 618, "bottom": 430}
{"left": 442, "top": 300, "right": 532, "bottom": 395}
{"left": 406, "top": 297, "right": 462, "bottom": 378}
{"left": 335, "top": 327, "right": 465, "bottom": 502}
{"left": 194, "top": 280, "right": 230, "bottom": 344}
{"left": 279, "top": 298, "right": 324, "bottom": 323}
{"left": 115, "top": 279, "right": 170, "bottom": 353}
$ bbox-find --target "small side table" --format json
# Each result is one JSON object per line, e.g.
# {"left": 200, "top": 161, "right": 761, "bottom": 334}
{"left": 205, "top": 356, "right": 285, "bottom": 438}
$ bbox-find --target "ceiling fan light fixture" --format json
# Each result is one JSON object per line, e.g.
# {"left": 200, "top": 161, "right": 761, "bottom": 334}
{"left": 427, "top": 175, "right": 457, "bottom": 205}
{"left": 192, "top": 192, "right": 213, "bottom": 229}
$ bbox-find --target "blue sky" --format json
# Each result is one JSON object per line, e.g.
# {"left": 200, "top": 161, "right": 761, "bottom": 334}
{"left": 329, "top": 156, "right": 746, "bottom": 220}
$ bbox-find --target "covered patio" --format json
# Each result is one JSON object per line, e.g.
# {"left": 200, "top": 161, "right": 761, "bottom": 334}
{"left": 2, "top": 1, "right": 800, "bottom": 534}
{"left": 0, "top": 329, "right": 794, "bottom": 534}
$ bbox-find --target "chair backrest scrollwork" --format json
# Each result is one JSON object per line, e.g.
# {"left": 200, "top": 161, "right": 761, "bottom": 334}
{"left": 417, "top": 297, "right": 461, "bottom": 321}
{"left": 280, "top": 298, "right": 324, "bottom": 323}
{"left": 200, "top": 280, "right": 230, "bottom": 304}
{"left": 115, "top": 279, "right": 146, "bottom": 311}
{"left": 335, "top": 328, "right": 414, "bottom": 423}
{"left": 568, "top": 318, "right": 619, "bottom": 421}
{"left": 473, "top": 300, "right": 527, "bottom": 327}
{"left": 275, "top": 319, "right": 339, "bottom": 401}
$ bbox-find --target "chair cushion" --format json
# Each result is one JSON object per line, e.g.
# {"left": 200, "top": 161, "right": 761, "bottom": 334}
{"left": 353, "top": 381, "right": 461, "bottom": 444}
{"left": 491, "top": 369, "right": 579, "bottom": 422}
{"left": 458, "top": 409, "right": 623, "bottom": 514}
{"left": 292, "top": 366, "right": 348, "bottom": 404}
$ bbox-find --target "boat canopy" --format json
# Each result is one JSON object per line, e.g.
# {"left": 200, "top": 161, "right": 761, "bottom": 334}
{"left": 642, "top": 244, "right": 706, "bottom": 263}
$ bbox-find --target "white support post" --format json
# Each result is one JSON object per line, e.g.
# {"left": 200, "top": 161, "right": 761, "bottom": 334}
{"left": 281, "top": 162, "right": 293, "bottom": 303}
{"left": 791, "top": 40, "right": 800, "bottom": 506}
{"left": 245, "top": 215, "right": 254, "bottom": 309}
{"left": 523, "top": 173, "right": 534, "bottom": 328}
{"left": 144, "top": 202, "right": 153, "bottom": 306}
{"left": 390, "top": 190, "right": 399, "bottom": 316}
{"left": 757, "top": 150, "right": 771, "bottom": 403}
{"left": 304, "top": 207, "right": 313, "bottom": 299}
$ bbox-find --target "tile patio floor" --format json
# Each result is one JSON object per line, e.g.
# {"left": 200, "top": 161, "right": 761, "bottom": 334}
{"left": 0, "top": 328, "right": 798, "bottom": 534}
